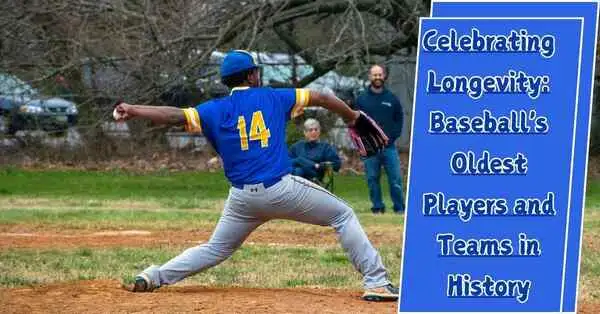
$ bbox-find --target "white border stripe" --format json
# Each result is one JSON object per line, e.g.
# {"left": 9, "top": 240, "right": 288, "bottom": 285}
{"left": 429, "top": 3, "right": 599, "bottom": 312}
{"left": 398, "top": 16, "right": 585, "bottom": 313}
{"left": 397, "top": 16, "right": 424, "bottom": 313}
{"left": 560, "top": 17, "right": 585, "bottom": 311}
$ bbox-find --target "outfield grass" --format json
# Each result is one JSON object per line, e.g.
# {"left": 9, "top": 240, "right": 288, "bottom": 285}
{"left": 3, "top": 167, "right": 600, "bottom": 210}
{"left": 0, "top": 168, "right": 403, "bottom": 291}
{"left": 586, "top": 180, "right": 600, "bottom": 208}
{"left": 0, "top": 207, "right": 222, "bottom": 230}
{"left": 0, "top": 207, "right": 401, "bottom": 230}
{"left": 0, "top": 168, "right": 394, "bottom": 213}
{"left": 2, "top": 168, "right": 600, "bottom": 300}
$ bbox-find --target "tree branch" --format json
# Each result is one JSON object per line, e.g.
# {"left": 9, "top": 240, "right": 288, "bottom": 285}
{"left": 271, "top": 0, "right": 405, "bottom": 30}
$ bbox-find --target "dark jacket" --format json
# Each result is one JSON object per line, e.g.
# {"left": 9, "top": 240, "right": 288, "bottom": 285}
{"left": 289, "top": 140, "right": 341, "bottom": 180}
{"left": 354, "top": 87, "right": 403, "bottom": 145}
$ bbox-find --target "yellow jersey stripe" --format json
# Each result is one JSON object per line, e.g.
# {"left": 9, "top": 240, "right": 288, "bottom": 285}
{"left": 182, "top": 108, "right": 192, "bottom": 132}
{"left": 183, "top": 108, "right": 202, "bottom": 133}
{"left": 291, "top": 89, "right": 310, "bottom": 119}
{"left": 192, "top": 108, "right": 202, "bottom": 132}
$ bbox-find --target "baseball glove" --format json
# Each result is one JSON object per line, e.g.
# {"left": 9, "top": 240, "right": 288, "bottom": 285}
{"left": 349, "top": 111, "right": 389, "bottom": 157}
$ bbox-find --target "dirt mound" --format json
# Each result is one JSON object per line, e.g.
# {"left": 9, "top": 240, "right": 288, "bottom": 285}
{"left": 2, "top": 280, "right": 600, "bottom": 313}
{"left": 0, "top": 280, "right": 398, "bottom": 314}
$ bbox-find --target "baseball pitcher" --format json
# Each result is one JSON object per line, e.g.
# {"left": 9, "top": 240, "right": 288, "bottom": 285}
{"left": 116, "top": 50, "right": 397, "bottom": 301}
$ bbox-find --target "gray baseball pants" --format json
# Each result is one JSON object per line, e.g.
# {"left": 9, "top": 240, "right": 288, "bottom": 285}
{"left": 139, "top": 174, "right": 391, "bottom": 289}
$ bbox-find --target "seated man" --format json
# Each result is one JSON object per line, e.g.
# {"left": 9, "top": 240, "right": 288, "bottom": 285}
{"left": 289, "top": 118, "right": 341, "bottom": 188}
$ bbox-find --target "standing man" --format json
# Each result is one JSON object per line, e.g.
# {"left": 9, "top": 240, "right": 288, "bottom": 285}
{"left": 116, "top": 50, "right": 398, "bottom": 301}
{"left": 355, "top": 64, "right": 405, "bottom": 215}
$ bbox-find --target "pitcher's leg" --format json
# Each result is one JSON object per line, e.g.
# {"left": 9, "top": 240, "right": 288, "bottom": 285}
{"left": 334, "top": 207, "right": 390, "bottom": 289}
{"left": 156, "top": 215, "right": 263, "bottom": 285}
{"left": 135, "top": 193, "right": 264, "bottom": 290}
{"left": 271, "top": 176, "right": 391, "bottom": 289}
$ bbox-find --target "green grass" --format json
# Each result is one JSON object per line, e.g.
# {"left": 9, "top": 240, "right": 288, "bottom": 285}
{"left": 0, "top": 168, "right": 402, "bottom": 291}
{"left": 0, "top": 208, "right": 223, "bottom": 230}
{"left": 0, "top": 245, "right": 401, "bottom": 289}
{"left": 0, "top": 168, "right": 394, "bottom": 213}
{"left": 4, "top": 167, "right": 600, "bottom": 300}
{"left": 0, "top": 168, "right": 229, "bottom": 208}
{"left": 0, "top": 207, "right": 400, "bottom": 230}
{"left": 586, "top": 180, "right": 600, "bottom": 208}
{"left": 3, "top": 167, "right": 599, "bottom": 211}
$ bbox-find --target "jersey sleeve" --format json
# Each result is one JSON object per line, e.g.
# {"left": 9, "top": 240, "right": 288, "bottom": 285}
{"left": 274, "top": 88, "right": 311, "bottom": 120}
{"left": 182, "top": 107, "right": 202, "bottom": 133}
{"left": 183, "top": 100, "right": 218, "bottom": 134}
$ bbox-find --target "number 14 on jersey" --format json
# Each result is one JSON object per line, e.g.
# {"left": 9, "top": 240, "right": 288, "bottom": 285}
{"left": 237, "top": 111, "right": 271, "bottom": 151}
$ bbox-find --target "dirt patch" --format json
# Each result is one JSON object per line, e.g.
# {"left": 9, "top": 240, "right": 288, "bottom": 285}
{"left": 0, "top": 227, "right": 401, "bottom": 249}
{"left": 1, "top": 280, "right": 599, "bottom": 314}
{"left": 580, "top": 302, "right": 600, "bottom": 314}
{"left": 582, "top": 232, "right": 600, "bottom": 252}
{"left": 91, "top": 230, "right": 152, "bottom": 236}
{"left": 0, "top": 280, "right": 398, "bottom": 314}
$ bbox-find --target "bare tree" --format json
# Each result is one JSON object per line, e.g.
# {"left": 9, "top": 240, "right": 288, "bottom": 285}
{"left": 0, "top": 0, "right": 427, "bottom": 164}
{"left": 2, "top": 0, "right": 424, "bottom": 97}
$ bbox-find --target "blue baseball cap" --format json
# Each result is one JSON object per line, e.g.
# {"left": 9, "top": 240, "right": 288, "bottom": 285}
{"left": 220, "top": 50, "right": 260, "bottom": 78}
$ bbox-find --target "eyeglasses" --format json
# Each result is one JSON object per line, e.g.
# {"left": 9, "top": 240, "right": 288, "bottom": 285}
{"left": 305, "top": 128, "right": 320, "bottom": 132}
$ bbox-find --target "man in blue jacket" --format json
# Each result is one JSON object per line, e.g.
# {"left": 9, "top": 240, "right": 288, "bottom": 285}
{"left": 354, "top": 65, "right": 405, "bottom": 214}
{"left": 289, "top": 118, "right": 341, "bottom": 183}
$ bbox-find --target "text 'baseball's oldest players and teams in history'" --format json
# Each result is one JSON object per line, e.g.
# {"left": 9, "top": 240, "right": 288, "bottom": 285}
{"left": 398, "top": 1, "right": 600, "bottom": 312}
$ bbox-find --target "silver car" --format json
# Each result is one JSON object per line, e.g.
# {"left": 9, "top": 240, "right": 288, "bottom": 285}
{"left": 0, "top": 73, "right": 78, "bottom": 135}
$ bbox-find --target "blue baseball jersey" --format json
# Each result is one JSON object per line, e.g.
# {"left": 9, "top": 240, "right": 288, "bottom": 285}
{"left": 182, "top": 87, "right": 311, "bottom": 186}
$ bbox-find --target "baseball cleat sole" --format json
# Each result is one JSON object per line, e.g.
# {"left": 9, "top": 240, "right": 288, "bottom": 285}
{"left": 362, "top": 294, "right": 398, "bottom": 302}
{"left": 362, "top": 284, "right": 399, "bottom": 301}
{"left": 122, "top": 274, "right": 154, "bottom": 293}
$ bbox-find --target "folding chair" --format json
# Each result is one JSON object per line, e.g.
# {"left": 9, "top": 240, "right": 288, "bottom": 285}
{"left": 313, "top": 161, "right": 335, "bottom": 193}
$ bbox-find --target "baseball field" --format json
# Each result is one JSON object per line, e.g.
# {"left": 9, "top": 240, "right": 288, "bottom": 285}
{"left": 1, "top": 168, "right": 600, "bottom": 313}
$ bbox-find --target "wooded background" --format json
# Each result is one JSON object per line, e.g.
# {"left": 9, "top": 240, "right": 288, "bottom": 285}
{"left": 1, "top": 0, "right": 599, "bottom": 170}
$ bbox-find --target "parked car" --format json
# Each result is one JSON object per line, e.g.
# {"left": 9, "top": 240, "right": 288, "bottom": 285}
{"left": 0, "top": 73, "right": 78, "bottom": 135}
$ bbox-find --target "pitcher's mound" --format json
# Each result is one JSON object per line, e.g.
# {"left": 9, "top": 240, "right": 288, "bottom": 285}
{"left": 1, "top": 280, "right": 398, "bottom": 314}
